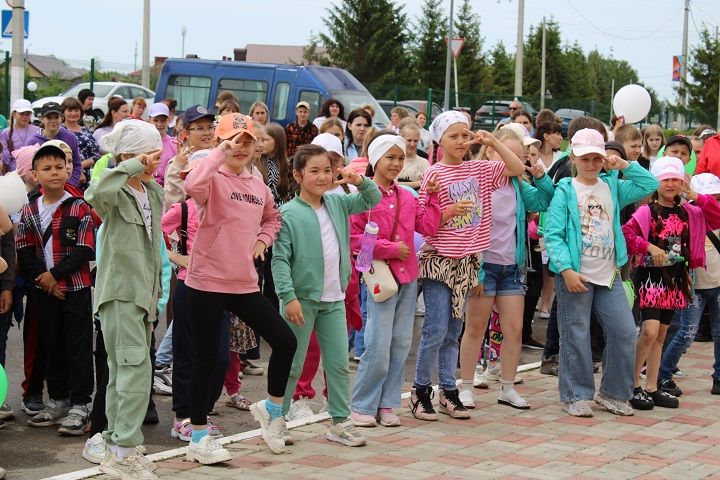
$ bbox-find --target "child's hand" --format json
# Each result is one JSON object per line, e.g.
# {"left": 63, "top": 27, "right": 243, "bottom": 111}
{"left": 253, "top": 240, "right": 267, "bottom": 261}
{"left": 469, "top": 284, "right": 484, "bottom": 297}
{"left": 447, "top": 199, "right": 475, "bottom": 217}
{"left": 561, "top": 269, "right": 589, "bottom": 293}
{"left": 397, "top": 241, "right": 411, "bottom": 261}
{"left": 424, "top": 173, "right": 441, "bottom": 193}
{"left": 335, "top": 167, "right": 363, "bottom": 187}
{"left": 174, "top": 139, "right": 194, "bottom": 166}
{"left": 681, "top": 182, "right": 698, "bottom": 201}
{"left": 647, "top": 244, "right": 668, "bottom": 266}
{"left": 139, "top": 150, "right": 162, "bottom": 174}
{"left": 51, "top": 284, "right": 65, "bottom": 300}
{"left": 462, "top": 129, "right": 494, "bottom": 146}
{"left": 218, "top": 134, "right": 243, "bottom": 160}
{"left": 35, "top": 271, "right": 58, "bottom": 294}
{"left": 604, "top": 155, "right": 629, "bottom": 171}
{"left": 285, "top": 299, "right": 304, "bottom": 327}
{"left": 526, "top": 161, "right": 545, "bottom": 179}
{"left": 0, "top": 290, "right": 11, "bottom": 314}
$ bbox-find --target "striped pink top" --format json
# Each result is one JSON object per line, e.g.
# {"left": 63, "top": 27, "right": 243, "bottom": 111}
{"left": 419, "top": 159, "right": 507, "bottom": 258}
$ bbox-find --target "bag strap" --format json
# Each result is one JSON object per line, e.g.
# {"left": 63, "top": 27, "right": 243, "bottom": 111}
{"left": 179, "top": 201, "right": 188, "bottom": 256}
{"left": 707, "top": 230, "right": 720, "bottom": 255}
{"left": 389, "top": 186, "right": 401, "bottom": 241}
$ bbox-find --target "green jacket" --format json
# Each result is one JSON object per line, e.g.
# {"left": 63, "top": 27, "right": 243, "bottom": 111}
{"left": 272, "top": 177, "right": 381, "bottom": 305}
{"left": 544, "top": 161, "right": 658, "bottom": 275}
{"left": 85, "top": 158, "right": 165, "bottom": 316}
{"left": 511, "top": 174, "right": 555, "bottom": 272}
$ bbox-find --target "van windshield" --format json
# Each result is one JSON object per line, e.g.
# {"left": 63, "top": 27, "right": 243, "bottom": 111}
{"left": 329, "top": 90, "right": 389, "bottom": 128}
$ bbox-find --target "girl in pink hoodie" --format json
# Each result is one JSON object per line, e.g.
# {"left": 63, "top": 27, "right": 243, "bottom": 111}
{"left": 182, "top": 114, "right": 297, "bottom": 463}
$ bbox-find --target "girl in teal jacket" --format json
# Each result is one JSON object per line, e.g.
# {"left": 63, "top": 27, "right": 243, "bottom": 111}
{"left": 544, "top": 128, "right": 658, "bottom": 418}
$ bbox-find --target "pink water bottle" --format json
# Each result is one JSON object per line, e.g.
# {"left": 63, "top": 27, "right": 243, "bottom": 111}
{"left": 355, "top": 222, "right": 379, "bottom": 272}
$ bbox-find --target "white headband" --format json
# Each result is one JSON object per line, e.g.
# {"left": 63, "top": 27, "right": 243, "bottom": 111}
{"left": 368, "top": 135, "right": 406, "bottom": 169}
{"left": 430, "top": 110, "right": 470, "bottom": 143}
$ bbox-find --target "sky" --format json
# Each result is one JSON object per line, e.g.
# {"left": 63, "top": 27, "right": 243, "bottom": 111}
{"left": 3, "top": 0, "right": 718, "bottom": 103}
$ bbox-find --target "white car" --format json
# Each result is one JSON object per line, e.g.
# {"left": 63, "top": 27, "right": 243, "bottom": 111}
{"left": 31, "top": 82, "right": 155, "bottom": 115}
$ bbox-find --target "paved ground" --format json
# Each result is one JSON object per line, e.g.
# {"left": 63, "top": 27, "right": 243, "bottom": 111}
{"left": 46, "top": 342, "right": 720, "bottom": 480}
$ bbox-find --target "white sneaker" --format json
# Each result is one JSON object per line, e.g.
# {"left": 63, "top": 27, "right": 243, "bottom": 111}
{"left": 82, "top": 433, "right": 107, "bottom": 464}
{"left": 498, "top": 388, "right": 530, "bottom": 410}
{"left": 473, "top": 366, "right": 488, "bottom": 389}
{"left": 99, "top": 451, "right": 158, "bottom": 480}
{"left": 152, "top": 376, "right": 172, "bottom": 396}
{"left": 250, "top": 400, "right": 286, "bottom": 454}
{"left": 186, "top": 435, "right": 231, "bottom": 465}
{"left": 458, "top": 388, "right": 476, "bottom": 409}
{"left": 287, "top": 396, "right": 314, "bottom": 421}
{"left": 326, "top": 420, "right": 367, "bottom": 447}
{"left": 484, "top": 364, "right": 523, "bottom": 384}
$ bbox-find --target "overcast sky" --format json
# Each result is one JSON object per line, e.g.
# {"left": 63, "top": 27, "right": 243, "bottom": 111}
{"left": 4, "top": 0, "right": 718, "bottom": 102}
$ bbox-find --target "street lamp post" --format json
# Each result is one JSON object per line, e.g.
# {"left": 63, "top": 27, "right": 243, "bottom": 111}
{"left": 181, "top": 25, "right": 187, "bottom": 58}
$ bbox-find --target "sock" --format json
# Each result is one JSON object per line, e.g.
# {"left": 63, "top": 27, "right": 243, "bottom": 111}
{"left": 332, "top": 416, "right": 346, "bottom": 425}
{"left": 191, "top": 428, "right": 209, "bottom": 444}
{"left": 110, "top": 445, "right": 135, "bottom": 459}
{"left": 461, "top": 380, "right": 473, "bottom": 391}
{"left": 265, "top": 399, "right": 283, "bottom": 421}
{"left": 500, "top": 379, "right": 514, "bottom": 392}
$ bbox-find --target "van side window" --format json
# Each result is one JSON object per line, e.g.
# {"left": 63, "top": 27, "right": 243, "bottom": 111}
{"left": 272, "top": 82, "right": 290, "bottom": 121}
{"left": 167, "top": 75, "right": 211, "bottom": 112}
{"left": 299, "top": 91, "right": 321, "bottom": 119}
{"left": 219, "top": 79, "right": 269, "bottom": 114}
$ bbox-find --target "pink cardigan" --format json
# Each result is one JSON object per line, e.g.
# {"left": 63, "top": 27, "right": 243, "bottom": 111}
{"left": 350, "top": 183, "right": 441, "bottom": 285}
{"left": 622, "top": 194, "right": 720, "bottom": 269}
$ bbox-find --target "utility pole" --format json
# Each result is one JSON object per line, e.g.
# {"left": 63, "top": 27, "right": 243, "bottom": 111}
{"left": 10, "top": 0, "right": 25, "bottom": 105}
{"left": 181, "top": 25, "right": 187, "bottom": 58}
{"left": 680, "top": 0, "right": 689, "bottom": 128}
{"left": 141, "top": 0, "right": 150, "bottom": 88}
{"left": 443, "top": 0, "right": 455, "bottom": 110}
{"left": 134, "top": 42, "right": 138, "bottom": 71}
{"left": 514, "top": 0, "right": 524, "bottom": 97}
{"left": 540, "top": 17, "right": 546, "bottom": 110}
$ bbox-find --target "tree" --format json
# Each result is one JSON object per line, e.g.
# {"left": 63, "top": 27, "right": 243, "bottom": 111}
{"left": 453, "top": 0, "right": 490, "bottom": 98}
{"left": 409, "top": 0, "right": 447, "bottom": 91}
{"left": 487, "top": 42, "right": 515, "bottom": 95}
{"left": 319, "top": 0, "right": 409, "bottom": 85}
{"left": 685, "top": 26, "right": 720, "bottom": 125}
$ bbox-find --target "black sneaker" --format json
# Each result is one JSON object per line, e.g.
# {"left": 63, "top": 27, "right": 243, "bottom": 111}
{"left": 410, "top": 385, "right": 438, "bottom": 421}
{"left": 712, "top": 378, "right": 720, "bottom": 395}
{"left": 647, "top": 389, "right": 679, "bottom": 408}
{"left": 143, "top": 398, "right": 159, "bottom": 425}
{"left": 629, "top": 387, "right": 654, "bottom": 410}
{"left": 540, "top": 355, "right": 558, "bottom": 376}
{"left": 658, "top": 379, "right": 683, "bottom": 397}
{"left": 22, "top": 395, "right": 46, "bottom": 416}
{"left": 522, "top": 337, "right": 545, "bottom": 350}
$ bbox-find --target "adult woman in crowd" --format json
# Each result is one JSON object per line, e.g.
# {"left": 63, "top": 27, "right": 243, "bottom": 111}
{"left": 61, "top": 97, "right": 101, "bottom": 186}
{"left": 93, "top": 97, "right": 129, "bottom": 152}
{"left": 313, "top": 98, "right": 346, "bottom": 129}
{"left": 511, "top": 110, "right": 535, "bottom": 137}
{"left": 128, "top": 97, "right": 147, "bottom": 120}
{"left": 345, "top": 108, "right": 372, "bottom": 162}
{"left": 249, "top": 101, "right": 270, "bottom": 126}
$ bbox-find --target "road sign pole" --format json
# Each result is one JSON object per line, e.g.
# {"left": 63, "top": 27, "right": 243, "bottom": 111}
{"left": 10, "top": 0, "right": 25, "bottom": 105}
{"left": 453, "top": 56, "right": 459, "bottom": 109}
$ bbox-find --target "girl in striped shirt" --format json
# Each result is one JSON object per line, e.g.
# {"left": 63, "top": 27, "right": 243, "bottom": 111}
{"left": 410, "top": 111, "right": 525, "bottom": 421}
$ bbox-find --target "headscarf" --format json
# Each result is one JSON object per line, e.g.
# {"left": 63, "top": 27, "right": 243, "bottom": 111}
{"left": 12, "top": 144, "right": 41, "bottom": 175}
{"left": 429, "top": 110, "right": 470, "bottom": 143}
{"left": 101, "top": 119, "right": 162, "bottom": 155}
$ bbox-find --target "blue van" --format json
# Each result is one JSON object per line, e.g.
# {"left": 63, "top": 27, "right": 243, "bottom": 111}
{"left": 154, "top": 59, "right": 390, "bottom": 128}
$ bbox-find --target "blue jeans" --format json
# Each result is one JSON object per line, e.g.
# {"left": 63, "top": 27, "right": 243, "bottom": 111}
{"left": 352, "top": 280, "right": 417, "bottom": 415}
{"left": 413, "top": 279, "right": 464, "bottom": 390}
{"left": 155, "top": 321, "right": 173, "bottom": 368}
{"left": 555, "top": 275, "right": 636, "bottom": 402}
{"left": 351, "top": 282, "right": 368, "bottom": 357}
{"left": 660, "top": 287, "right": 720, "bottom": 381}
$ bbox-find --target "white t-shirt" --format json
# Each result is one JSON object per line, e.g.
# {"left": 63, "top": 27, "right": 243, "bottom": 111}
{"left": 38, "top": 192, "right": 71, "bottom": 269}
{"left": 326, "top": 184, "right": 358, "bottom": 196}
{"left": 484, "top": 184, "right": 517, "bottom": 265}
{"left": 129, "top": 184, "right": 152, "bottom": 240}
{"left": 315, "top": 205, "right": 344, "bottom": 302}
{"left": 573, "top": 179, "right": 616, "bottom": 287}
{"left": 398, "top": 155, "right": 430, "bottom": 183}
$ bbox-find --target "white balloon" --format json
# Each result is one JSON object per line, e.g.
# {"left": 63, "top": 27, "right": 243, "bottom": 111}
{"left": 0, "top": 172, "right": 27, "bottom": 215}
{"left": 613, "top": 84, "right": 651, "bottom": 124}
{"left": 26, "top": 81, "right": 37, "bottom": 92}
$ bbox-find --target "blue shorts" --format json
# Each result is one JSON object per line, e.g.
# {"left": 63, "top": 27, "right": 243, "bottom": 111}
{"left": 482, "top": 262, "right": 525, "bottom": 297}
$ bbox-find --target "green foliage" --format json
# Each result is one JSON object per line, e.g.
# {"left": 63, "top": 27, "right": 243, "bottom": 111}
{"left": 409, "top": 0, "right": 447, "bottom": 91}
{"left": 684, "top": 26, "right": 720, "bottom": 126}
{"left": 453, "top": 0, "right": 490, "bottom": 94}
{"left": 487, "top": 42, "right": 514, "bottom": 96}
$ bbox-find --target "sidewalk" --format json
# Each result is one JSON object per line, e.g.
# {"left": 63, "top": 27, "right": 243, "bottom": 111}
{"left": 51, "top": 342, "right": 720, "bottom": 480}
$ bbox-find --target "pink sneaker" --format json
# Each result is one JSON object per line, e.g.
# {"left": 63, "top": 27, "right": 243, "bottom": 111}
{"left": 170, "top": 418, "right": 192, "bottom": 441}
{"left": 207, "top": 417, "right": 223, "bottom": 438}
{"left": 377, "top": 408, "right": 400, "bottom": 427}
{"left": 350, "top": 411, "right": 377, "bottom": 427}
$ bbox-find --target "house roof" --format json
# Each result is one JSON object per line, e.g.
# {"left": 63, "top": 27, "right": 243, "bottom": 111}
{"left": 26, "top": 54, "right": 82, "bottom": 79}
{"left": 244, "top": 44, "right": 324, "bottom": 64}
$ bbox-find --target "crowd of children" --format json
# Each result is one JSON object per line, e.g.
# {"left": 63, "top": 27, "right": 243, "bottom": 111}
{"left": 1, "top": 89, "right": 720, "bottom": 480}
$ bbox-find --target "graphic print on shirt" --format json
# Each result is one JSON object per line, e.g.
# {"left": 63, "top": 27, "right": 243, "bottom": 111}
{"left": 447, "top": 178, "right": 482, "bottom": 229}
{"left": 579, "top": 193, "right": 613, "bottom": 260}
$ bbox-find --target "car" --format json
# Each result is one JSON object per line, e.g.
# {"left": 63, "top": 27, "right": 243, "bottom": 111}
{"left": 377, "top": 100, "right": 419, "bottom": 119}
{"left": 31, "top": 82, "right": 156, "bottom": 116}
{"left": 472, "top": 100, "right": 537, "bottom": 130}
{"left": 555, "top": 108, "right": 588, "bottom": 138}
{"left": 400, "top": 100, "right": 443, "bottom": 120}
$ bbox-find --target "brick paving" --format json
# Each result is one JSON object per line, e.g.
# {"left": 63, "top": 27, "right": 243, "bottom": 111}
{"left": 51, "top": 342, "right": 720, "bottom": 480}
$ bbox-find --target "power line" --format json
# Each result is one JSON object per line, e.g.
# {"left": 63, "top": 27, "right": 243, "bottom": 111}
{"left": 690, "top": 0, "right": 720, "bottom": 27}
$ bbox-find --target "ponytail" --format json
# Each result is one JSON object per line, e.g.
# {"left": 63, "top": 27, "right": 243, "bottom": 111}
{"left": 7, "top": 114, "right": 15, "bottom": 153}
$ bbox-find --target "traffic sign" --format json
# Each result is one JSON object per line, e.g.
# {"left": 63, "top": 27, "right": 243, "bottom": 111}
{"left": 447, "top": 37, "right": 465, "bottom": 59}
{"left": 1, "top": 9, "right": 29, "bottom": 39}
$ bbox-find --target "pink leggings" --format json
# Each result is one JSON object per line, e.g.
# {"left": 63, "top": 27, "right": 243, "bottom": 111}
{"left": 224, "top": 352, "right": 242, "bottom": 396}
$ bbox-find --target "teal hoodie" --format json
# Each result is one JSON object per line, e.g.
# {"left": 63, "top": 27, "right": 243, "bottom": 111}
{"left": 510, "top": 174, "right": 555, "bottom": 272}
{"left": 544, "top": 161, "right": 658, "bottom": 275}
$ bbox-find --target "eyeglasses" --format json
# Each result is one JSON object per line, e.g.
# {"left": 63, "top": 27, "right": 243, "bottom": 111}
{"left": 509, "top": 107, "right": 520, "bottom": 111}
{"left": 186, "top": 127, "right": 214, "bottom": 133}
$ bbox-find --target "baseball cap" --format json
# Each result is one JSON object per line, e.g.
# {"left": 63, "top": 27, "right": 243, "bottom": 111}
{"left": 665, "top": 134, "right": 692, "bottom": 153}
{"left": 42, "top": 139, "right": 72, "bottom": 159}
{"left": 11, "top": 98, "right": 33, "bottom": 114}
{"left": 296, "top": 101, "right": 311, "bottom": 110}
{"left": 214, "top": 113, "right": 257, "bottom": 141}
{"left": 690, "top": 173, "right": 720, "bottom": 195}
{"left": 699, "top": 129, "right": 717, "bottom": 141}
{"left": 502, "top": 122, "right": 541, "bottom": 148}
{"left": 650, "top": 156, "right": 685, "bottom": 181}
{"left": 148, "top": 102, "right": 170, "bottom": 118}
{"left": 32, "top": 143, "right": 67, "bottom": 168}
{"left": 311, "top": 132, "right": 343, "bottom": 156}
{"left": 571, "top": 128, "right": 606, "bottom": 157}
{"left": 184, "top": 104, "right": 215, "bottom": 124}
{"left": 604, "top": 141, "right": 627, "bottom": 159}
{"left": 41, "top": 102, "right": 63, "bottom": 117}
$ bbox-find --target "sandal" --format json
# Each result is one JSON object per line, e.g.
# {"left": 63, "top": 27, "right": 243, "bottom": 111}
{"left": 225, "top": 394, "right": 252, "bottom": 411}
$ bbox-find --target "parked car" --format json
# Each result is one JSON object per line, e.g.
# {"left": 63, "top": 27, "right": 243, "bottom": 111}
{"left": 154, "top": 58, "right": 390, "bottom": 128}
{"left": 377, "top": 100, "right": 419, "bottom": 119}
{"left": 400, "top": 100, "right": 442, "bottom": 120}
{"left": 555, "top": 108, "right": 588, "bottom": 138}
{"left": 472, "top": 100, "right": 537, "bottom": 130}
{"left": 31, "top": 82, "right": 155, "bottom": 116}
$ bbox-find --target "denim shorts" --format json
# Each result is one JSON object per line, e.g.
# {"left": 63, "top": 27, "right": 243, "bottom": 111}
{"left": 482, "top": 262, "right": 525, "bottom": 297}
